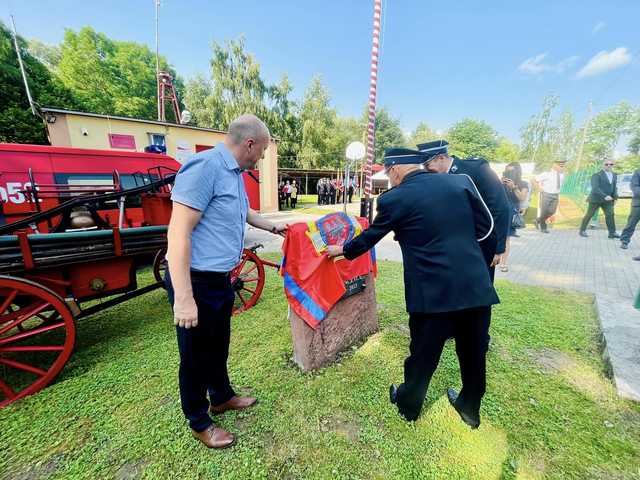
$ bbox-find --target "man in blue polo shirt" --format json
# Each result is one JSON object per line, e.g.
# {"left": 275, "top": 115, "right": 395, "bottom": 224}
{"left": 165, "top": 114, "right": 286, "bottom": 449}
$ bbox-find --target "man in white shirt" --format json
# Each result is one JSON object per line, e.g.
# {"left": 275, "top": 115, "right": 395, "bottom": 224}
{"left": 533, "top": 160, "right": 566, "bottom": 233}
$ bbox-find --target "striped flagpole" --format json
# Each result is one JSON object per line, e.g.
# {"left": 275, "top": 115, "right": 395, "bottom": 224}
{"left": 364, "top": 0, "right": 382, "bottom": 199}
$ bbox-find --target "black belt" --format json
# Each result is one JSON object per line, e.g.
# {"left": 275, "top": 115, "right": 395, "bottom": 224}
{"left": 190, "top": 269, "right": 230, "bottom": 280}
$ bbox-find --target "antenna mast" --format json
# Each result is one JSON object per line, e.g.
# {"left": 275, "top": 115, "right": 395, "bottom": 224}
{"left": 10, "top": 15, "right": 37, "bottom": 116}
{"left": 155, "top": 0, "right": 161, "bottom": 120}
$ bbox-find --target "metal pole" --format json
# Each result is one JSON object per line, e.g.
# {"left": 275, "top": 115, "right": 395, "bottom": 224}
{"left": 10, "top": 15, "right": 36, "bottom": 116}
{"left": 155, "top": 0, "right": 161, "bottom": 121}
{"left": 364, "top": 0, "right": 382, "bottom": 209}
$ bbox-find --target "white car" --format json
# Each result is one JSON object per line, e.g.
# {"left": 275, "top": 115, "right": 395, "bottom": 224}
{"left": 617, "top": 173, "right": 633, "bottom": 198}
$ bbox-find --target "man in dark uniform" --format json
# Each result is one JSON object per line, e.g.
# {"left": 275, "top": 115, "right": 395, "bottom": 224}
{"left": 418, "top": 140, "right": 511, "bottom": 353}
{"left": 327, "top": 147, "right": 498, "bottom": 428}
{"left": 417, "top": 140, "right": 511, "bottom": 278}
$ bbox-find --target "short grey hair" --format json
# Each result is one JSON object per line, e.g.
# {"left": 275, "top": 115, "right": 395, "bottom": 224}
{"left": 227, "top": 114, "right": 270, "bottom": 144}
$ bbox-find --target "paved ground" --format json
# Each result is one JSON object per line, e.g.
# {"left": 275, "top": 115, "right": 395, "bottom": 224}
{"left": 251, "top": 205, "right": 640, "bottom": 401}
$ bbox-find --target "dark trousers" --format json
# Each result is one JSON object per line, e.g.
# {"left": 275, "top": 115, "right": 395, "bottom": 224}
{"left": 537, "top": 192, "right": 559, "bottom": 231}
{"left": 165, "top": 269, "right": 236, "bottom": 432}
{"left": 580, "top": 201, "right": 616, "bottom": 235}
{"left": 396, "top": 307, "right": 489, "bottom": 421}
{"left": 621, "top": 205, "right": 640, "bottom": 244}
{"left": 291, "top": 197, "right": 297, "bottom": 208}
{"left": 285, "top": 193, "right": 291, "bottom": 207}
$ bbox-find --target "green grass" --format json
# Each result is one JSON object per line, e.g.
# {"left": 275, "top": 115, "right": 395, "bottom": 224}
{"left": 278, "top": 194, "right": 361, "bottom": 216}
{"left": 1, "top": 259, "right": 639, "bottom": 479}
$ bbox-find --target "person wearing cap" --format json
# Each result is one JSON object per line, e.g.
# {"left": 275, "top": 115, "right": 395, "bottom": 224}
{"left": 579, "top": 159, "right": 620, "bottom": 239}
{"left": 327, "top": 147, "right": 499, "bottom": 428}
{"left": 418, "top": 140, "right": 511, "bottom": 355}
{"left": 532, "top": 160, "right": 567, "bottom": 233}
{"left": 417, "top": 140, "right": 511, "bottom": 277}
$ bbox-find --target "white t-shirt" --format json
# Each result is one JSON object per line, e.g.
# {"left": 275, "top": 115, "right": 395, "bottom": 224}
{"left": 605, "top": 171, "right": 613, "bottom": 184}
{"left": 536, "top": 170, "right": 564, "bottom": 194}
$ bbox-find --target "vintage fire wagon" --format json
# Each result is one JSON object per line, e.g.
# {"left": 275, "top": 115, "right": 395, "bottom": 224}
{"left": 0, "top": 143, "right": 275, "bottom": 408}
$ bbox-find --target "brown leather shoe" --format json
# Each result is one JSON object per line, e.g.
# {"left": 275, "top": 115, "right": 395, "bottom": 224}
{"left": 191, "top": 425, "right": 235, "bottom": 449}
{"left": 210, "top": 395, "right": 257, "bottom": 415}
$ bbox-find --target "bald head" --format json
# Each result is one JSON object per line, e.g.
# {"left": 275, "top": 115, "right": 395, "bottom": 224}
{"left": 228, "top": 114, "right": 270, "bottom": 145}
{"left": 225, "top": 114, "right": 271, "bottom": 170}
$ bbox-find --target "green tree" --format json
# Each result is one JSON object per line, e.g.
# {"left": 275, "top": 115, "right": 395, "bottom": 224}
{"left": 494, "top": 138, "right": 520, "bottom": 162}
{"left": 57, "top": 26, "right": 182, "bottom": 122}
{"left": 407, "top": 121, "right": 438, "bottom": 148}
{"left": 0, "top": 22, "right": 80, "bottom": 144}
{"left": 27, "top": 38, "right": 61, "bottom": 70}
{"left": 584, "top": 102, "right": 635, "bottom": 162}
{"left": 363, "top": 107, "right": 405, "bottom": 163}
{"left": 183, "top": 37, "right": 301, "bottom": 164}
{"left": 519, "top": 95, "right": 560, "bottom": 170}
{"left": 299, "top": 76, "right": 337, "bottom": 169}
{"left": 447, "top": 118, "right": 498, "bottom": 159}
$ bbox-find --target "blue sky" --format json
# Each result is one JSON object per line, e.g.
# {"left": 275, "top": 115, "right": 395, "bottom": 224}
{"left": 3, "top": 0, "right": 638, "bottom": 142}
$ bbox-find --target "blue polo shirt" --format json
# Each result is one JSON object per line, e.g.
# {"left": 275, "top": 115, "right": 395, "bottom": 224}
{"left": 170, "top": 143, "right": 249, "bottom": 272}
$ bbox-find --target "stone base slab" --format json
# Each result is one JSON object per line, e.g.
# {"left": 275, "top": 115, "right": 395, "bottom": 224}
{"left": 289, "top": 273, "right": 379, "bottom": 371}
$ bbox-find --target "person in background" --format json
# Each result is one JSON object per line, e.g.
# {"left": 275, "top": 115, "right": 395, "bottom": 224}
{"left": 330, "top": 179, "right": 337, "bottom": 204}
{"left": 579, "top": 159, "right": 619, "bottom": 239}
{"left": 316, "top": 178, "right": 323, "bottom": 205}
{"left": 278, "top": 180, "right": 285, "bottom": 210}
{"left": 621, "top": 168, "right": 640, "bottom": 253}
{"left": 290, "top": 180, "right": 298, "bottom": 209}
{"left": 533, "top": 160, "right": 566, "bottom": 233}
{"left": 165, "top": 114, "right": 287, "bottom": 449}
{"left": 500, "top": 162, "right": 530, "bottom": 272}
{"left": 348, "top": 178, "right": 355, "bottom": 203}
{"left": 284, "top": 180, "right": 292, "bottom": 208}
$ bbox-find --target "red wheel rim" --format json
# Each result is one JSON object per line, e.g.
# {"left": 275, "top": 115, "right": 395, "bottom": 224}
{"left": 0, "top": 276, "right": 75, "bottom": 408}
{"left": 230, "top": 249, "right": 265, "bottom": 315}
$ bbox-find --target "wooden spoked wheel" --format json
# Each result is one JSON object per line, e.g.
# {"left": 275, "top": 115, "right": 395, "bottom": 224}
{"left": 230, "top": 249, "right": 265, "bottom": 315}
{"left": 153, "top": 248, "right": 167, "bottom": 284}
{"left": 0, "top": 276, "right": 75, "bottom": 408}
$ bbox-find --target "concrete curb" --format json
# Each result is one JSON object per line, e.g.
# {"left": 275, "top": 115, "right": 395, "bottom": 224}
{"left": 595, "top": 293, "right": 640, "bottom": 401}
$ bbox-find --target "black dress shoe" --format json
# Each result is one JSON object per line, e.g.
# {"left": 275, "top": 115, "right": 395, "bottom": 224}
{"left": 621, "top": 242, "right": 629, "bottom": 250}
{"left": 634, "top": 256, "right": 640, "bottom": 262}
{"left": 447, "top": 388, "right": 480, "bottom": 429}
{"left": 609, "top": 233, "right": 621, "bottom": 239}
{"left": 579, "top": 231, "right": 588, "bottom": 238}
{"left": 389, "top": 384, "right": 398, "bottom": 404}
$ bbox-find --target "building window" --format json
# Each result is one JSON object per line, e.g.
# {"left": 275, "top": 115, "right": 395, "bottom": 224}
{"left": 108, "top": 134, "right": 136, "bottom": 149}
{"left": 148, "top": 133, "right": 166, "bottom": 147}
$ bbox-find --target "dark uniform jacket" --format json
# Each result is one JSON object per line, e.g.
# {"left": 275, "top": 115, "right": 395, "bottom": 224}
{"left": 588, "top": 170, "right": 618, "bottom": 204}
{"left": 343, "top": 170, "right": 499, "bottom": 314}
{"left": 631, "top": 169, "right": 640, "bottom": 207}
{"left": 450, "top": 157, "right": 512, "bottom": 258}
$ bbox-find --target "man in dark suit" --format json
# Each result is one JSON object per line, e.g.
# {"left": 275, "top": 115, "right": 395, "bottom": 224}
{"left": 621, "top": 169, "right": 640, "bottom": 252}
{"left": 327, "top": 147, "right": 498, "bottom": 429}
{"left": 417, "top": 140, "right": 511, "bottom": 354}
{"left": 579, "top": 159, "right": 620, "bottom": 238}
{"left": 417, "top": 141, "right": 511, "bottom": 279}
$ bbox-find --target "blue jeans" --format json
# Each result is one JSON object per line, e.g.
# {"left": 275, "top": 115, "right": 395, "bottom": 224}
{"left": 165, "top": 269, "right": 236, "bottom": 432}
